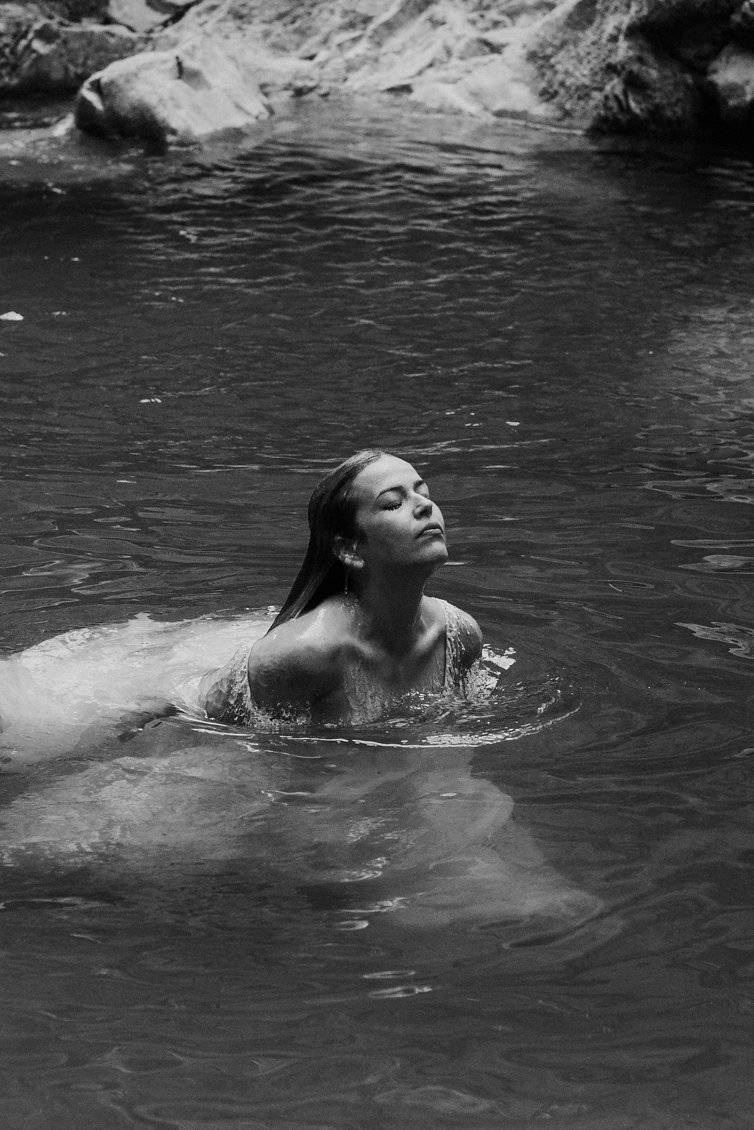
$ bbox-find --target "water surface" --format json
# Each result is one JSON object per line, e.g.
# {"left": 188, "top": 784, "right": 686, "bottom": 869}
{"left": 0, "top": 101, "right": 753, "bottom": 1127}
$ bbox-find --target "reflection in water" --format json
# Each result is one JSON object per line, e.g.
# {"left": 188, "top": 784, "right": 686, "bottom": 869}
{"left": 0, "top": 614, "right": 597, "bottom": 931}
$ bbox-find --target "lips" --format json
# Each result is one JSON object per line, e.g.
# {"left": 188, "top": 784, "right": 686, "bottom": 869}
{"left": 417, "top": 523, "right": 445, "bottom": 538}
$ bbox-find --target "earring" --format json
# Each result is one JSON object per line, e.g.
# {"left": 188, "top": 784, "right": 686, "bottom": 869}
{"left": 344, "top": 570, "right": 349, "bottom": 597}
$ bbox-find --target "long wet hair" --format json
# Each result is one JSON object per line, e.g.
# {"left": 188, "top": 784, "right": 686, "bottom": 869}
{"left": 268, "top": 448, "right": 385, "bottom": 630}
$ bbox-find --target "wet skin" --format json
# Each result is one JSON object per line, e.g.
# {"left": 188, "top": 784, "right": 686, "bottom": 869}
{"left": 246, "top": 455, "right": 481, "bottom": 724}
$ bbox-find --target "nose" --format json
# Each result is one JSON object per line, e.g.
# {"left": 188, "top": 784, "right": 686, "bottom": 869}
{"left": 413, "top": 493, "right": 432, "bottom": 517}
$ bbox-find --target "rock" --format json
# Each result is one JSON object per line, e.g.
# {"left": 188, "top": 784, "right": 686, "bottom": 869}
{"left": 707, "top": 42, "right": 754, "bottom": 131}
{"left": 43, "top": 2, "right": 111, "bottom": 17}
{"left": 155, "top": 22, "right": 320, "bottom": 100}
{"left": 414, "top": 46, "right": 556, "bottom": 120}
{"left": 363, "top": 0, "right": 436, "bottom": 50}
{"left": 629, "top": 0, "right": 739, "bottom": 72}
{"left": 107, "top": 0, "right": 168, "bottom": 34}
{"left": 107, "top": 0, "right": 199, "bottom": 32}
{"left": 7, "top": 0, "right": 754, "bottom": 142}
{"left": 595, "top": 39, "right": 703, "bottom": 134}
{"left": 327, "top": 0, "right": 554, "bottom": 125}
{"left": 147, "top": 0, "right": 198, "bottom": 14}
{"left": 731, "top": 0, "right": 754, "bottom": 51}
{"left": 74, "top": 36, "right": 270, "bottom": 144}
{"left": 522, "top": 0, "right": 711, "bottom": 134}
{"left": 0, "top": 2, "right": 141, "bottom": 94}
{"left": 84, "top": 0, "right": 754, "bottom": 141}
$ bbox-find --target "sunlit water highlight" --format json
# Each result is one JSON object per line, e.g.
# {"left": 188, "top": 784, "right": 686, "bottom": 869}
{"left": 0, "top": 100, "right": 752, "bottom": 1127}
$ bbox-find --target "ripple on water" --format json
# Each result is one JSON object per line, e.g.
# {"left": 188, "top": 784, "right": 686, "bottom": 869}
{"left": 2, "top": 100, "right": 754, "bottom": 1124}
{"left": 260, "top": 657, "right": 581, "bottom": 751}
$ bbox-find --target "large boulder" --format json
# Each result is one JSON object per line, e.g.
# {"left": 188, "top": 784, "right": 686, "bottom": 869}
{"left": 74, "top": 36, "right": 270, "bottom": 144}
{"left": 521, "top": 0, "right": 744, "bottom": 134}
{"left": 0, "top": 1, "right": 141, "bottom": 94}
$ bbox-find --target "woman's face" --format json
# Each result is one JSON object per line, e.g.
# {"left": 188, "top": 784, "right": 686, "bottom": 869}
{"left": 348, "top": 454, "right": 448, "bottom": 573}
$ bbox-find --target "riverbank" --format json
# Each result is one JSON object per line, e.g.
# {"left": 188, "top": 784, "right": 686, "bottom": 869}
{"left": 2, "top": 1, "right": 754, "bottom": 144}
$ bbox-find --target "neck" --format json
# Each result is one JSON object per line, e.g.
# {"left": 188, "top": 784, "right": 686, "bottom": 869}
{"left": 352, "top": 568, "right": 430, "bottom": 653}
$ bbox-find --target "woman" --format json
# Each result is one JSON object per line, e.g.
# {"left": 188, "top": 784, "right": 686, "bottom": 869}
{"left": 0, "top": 451, "right": 598, "bottom": 931}
{"left": 200, "top": 449, "right": 483, "bottom": 726}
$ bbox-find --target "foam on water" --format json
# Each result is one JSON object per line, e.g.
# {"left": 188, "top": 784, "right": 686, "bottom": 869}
{"left": 0, "top": 611, "right": 269, "bottom": 764}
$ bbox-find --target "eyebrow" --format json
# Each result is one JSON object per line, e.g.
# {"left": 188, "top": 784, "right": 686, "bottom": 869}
{"left": 375, "top": 478, "right": 427, "bottom": 499}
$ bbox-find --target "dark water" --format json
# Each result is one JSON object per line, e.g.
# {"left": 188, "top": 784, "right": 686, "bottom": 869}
{"left": 0, "top": 101, "right": 753, "bottom": 1127}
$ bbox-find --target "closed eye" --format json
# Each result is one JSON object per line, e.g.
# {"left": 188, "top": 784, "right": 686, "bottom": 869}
{"left": 376, "top": 479, "right": 431, "bottom": 509}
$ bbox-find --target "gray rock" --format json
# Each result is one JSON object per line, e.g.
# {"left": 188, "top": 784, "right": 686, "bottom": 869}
{"left": 319, "top": 0, "right": 553, "bottom": 123}
{"left": 731, "top": 0, "right": 754, "bottom": 51}
{"left": 364, "top": 0, "right": 436, "bottom": 50}
{"left": 630, "top": 0, "right": 739, "bottom": 72}
{"left": 74, "top": 37, "right": 271, "bottom": 144}
{"left": 708, "top": 42, "right": 754, "bottom": 131}
{"left": 7, "top": 0, "right": 754, "bottom": 142}
{"left": 43, "top": 2, "right": 111, "bottom": 17}
{"left": 0, "top": 2, "right": 141, "bottom": 94}
{"left": 522, "top": 0, "right": 712, "bottom": 133}
{"left": 93, "top": 0, "right": 754, "bottom": 140}
{"left": 148, "top": 0, "right": 198, "bottom": 13}
{"left": 107, "top": 0, "right": 168, "bottom": 34}
{"left": 107, "top": 0, "right": 199, "bottom": 31}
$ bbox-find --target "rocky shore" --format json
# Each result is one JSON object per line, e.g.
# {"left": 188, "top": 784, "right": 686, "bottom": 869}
{"left": 2, "top": 0, "right": 754, "bottom": 144}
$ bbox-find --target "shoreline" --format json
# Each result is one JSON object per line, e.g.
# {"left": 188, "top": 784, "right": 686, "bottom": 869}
{"left": 2, "top": 2, "right": 754, "bottom": 147}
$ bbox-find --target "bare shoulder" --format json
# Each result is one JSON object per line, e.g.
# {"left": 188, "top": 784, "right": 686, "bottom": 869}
{"left": 455, "top": 607, "right": 484, "bottom": 666}
{"left": 430, "top": 597, "right": 483, "bottom": 667}
{"left": 247, "top": 600, "right": 346, "bottom": 713}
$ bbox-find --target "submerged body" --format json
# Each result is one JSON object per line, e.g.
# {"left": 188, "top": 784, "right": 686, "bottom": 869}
{"left": 0, "top": 613, "right": 595, "bottom": 930}
{"left": 0, "top": 450, "right": 599, "bottom": 931}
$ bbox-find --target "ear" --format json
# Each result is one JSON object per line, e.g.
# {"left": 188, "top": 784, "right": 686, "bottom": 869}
{"left": 333, "top": 535, "right": 364, "bottom": 572}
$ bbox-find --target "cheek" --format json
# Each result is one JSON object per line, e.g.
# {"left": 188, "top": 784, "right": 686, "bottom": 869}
{"left": 349, "top": 506, "right": 370, "bottom": 544}
{"left": 360, "top": 512, "right": 405, "bottom": 553}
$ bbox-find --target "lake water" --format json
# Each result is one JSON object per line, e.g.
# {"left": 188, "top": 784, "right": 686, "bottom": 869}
{"left": 0, "top": 99, "right": 753, "bottom": 1128}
